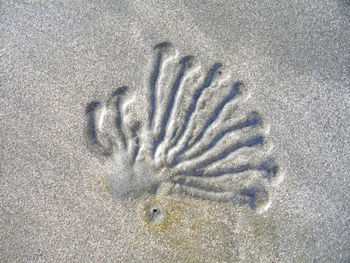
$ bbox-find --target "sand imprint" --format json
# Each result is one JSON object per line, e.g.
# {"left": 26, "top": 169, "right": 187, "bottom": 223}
{"left": 86, "top": 42, "right": 282, "bottom": 222}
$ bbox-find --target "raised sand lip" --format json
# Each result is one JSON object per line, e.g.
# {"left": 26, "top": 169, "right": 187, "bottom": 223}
{"left": 1, "top": 1, "right": 350, "bottom": 262}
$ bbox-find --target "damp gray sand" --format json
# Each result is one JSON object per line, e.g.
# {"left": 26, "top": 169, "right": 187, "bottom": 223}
{"left": 1, "top": 1, "right": 350, "bottom": 262}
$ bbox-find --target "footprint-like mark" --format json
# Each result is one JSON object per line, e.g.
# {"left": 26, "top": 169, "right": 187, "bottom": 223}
{"left": 86, "top": 42, "right": 283, "bottom": 222}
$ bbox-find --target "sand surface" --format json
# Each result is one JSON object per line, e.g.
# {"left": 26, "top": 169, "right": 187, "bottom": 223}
{"left": 1, "top": 1, "right": 350, "bottom": 262}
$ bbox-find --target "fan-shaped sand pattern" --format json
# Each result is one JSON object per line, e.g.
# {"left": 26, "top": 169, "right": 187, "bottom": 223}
{"left": 86, "top": 42, "right": 282, "bottom": 219}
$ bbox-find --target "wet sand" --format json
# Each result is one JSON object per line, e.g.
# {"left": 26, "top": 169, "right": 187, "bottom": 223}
{"left": 1, "top": 1, "right": 349, "bottom": 262}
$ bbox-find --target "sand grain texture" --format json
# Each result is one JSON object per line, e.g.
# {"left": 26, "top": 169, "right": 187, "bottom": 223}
{"left": 1, "top": 1, "right": 350, "bottom": 262}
